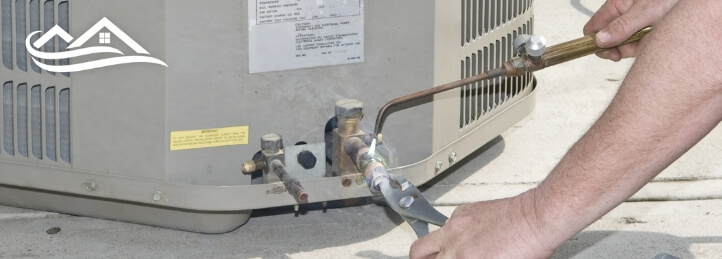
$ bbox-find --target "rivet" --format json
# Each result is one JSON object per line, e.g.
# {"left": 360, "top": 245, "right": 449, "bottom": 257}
{"left": 399, "top": 196, "right": 415, "bottom": 209}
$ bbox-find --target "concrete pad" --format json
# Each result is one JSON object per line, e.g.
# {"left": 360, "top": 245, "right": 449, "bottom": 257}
{"left": 1, "top": 200, "right": 721, "bottom": 258}
{"left": 554, "top": 200, "right": 722, "bottom": 258}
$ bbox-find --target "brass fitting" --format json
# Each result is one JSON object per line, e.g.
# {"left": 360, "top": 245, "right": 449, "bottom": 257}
{"left": 241, "top": 159, "right": 265, "bottom": 174}
{"left": 332, "top": 99, "right": 368, "bottom": 176}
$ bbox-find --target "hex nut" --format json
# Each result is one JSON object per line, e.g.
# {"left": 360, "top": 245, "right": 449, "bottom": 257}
{"left": 335, "top": 99, "right": 364, "bottom": 119}
{"left": 435, "top": 162, "right": 443, "bottom": 172}
{"left": 297, "top": 150, "right": 317, "bottom": 170}
{"left": 261, "top": 133, "right": 283, "bottom": 152}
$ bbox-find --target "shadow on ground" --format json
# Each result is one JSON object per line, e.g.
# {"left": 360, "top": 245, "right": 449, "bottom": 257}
{"left": 554, "top": 231, "right": 722, "bottom": 258}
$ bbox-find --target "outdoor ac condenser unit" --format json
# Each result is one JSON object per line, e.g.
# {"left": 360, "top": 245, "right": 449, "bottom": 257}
{"left": 0, "top": 0, "right": 536, "bottom": 233}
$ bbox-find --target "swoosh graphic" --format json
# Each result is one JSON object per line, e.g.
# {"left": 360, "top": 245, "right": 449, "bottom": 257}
{"left": 31, "top": 56, "right": 168, "bottom": 73}
{"left": 26, "top": 31, "right": 124, "bottom": 60}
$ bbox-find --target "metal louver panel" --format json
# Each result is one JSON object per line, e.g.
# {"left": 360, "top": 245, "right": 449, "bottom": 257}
{"left": 461, "top": 0, "right": 533, "bottom": 46}
{"left": 459, "top": 6, "right": 534, "bottom": 128}
{"left": 0, "top": 0, "right": 71, "bottom": 164}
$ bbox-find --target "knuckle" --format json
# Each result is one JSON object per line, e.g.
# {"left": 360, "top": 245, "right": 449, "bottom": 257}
{"left": 583, "top": 23, "right": 595, "bottom": 35}
{"left": 609, "top": 18, "right": 631, "bottom": 35}
{"left": 638, "top": 0, "right": 655, "bottom": 10}
{"left": 444, "top": 216, "right": 470, "bottom": 234}
{"left": 409, "top": 240, "right": 420, "bottom": 251}
{"left": 451, "top": 204, "right": 471, "bottom": 216}
{"left": 612, "top": 0, "right": 634, "bottom": 13}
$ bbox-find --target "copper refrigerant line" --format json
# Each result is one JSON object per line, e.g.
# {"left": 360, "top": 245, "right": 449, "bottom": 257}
{"left": 373, "top": 27, "right": 653, "bottom": 138}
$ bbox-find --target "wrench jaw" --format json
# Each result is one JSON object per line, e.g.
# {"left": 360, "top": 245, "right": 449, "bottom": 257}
{"left": 377, "top": 173, "right": 449, "bottom": 238}
{"left": 345, "top": 136, "right": 448, "bottom": 238}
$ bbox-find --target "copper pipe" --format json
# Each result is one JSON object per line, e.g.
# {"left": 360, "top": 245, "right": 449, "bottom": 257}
{"left": 270, "top": 160, "right": 308, "bottom": 202}
{"left": 373, "top": 27, "right": 652, "bottom": 138}
{"left": 373, "top": 67, "right": 507, "bottom": 136}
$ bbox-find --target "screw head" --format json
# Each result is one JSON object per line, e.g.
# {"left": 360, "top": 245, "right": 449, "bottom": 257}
{"left": 449, "top": 152, "right": 457, "bottom": 163}
{"left": 399, "top": 195, "right": 415, "bottom": 209}
{"left": 356, "top": 174, "right": 366, "bottom": 185}
{"left": 152, "top": 191, "right": 163, "bottom": 201}
{"left": 435, "top": 161, "right": 443, "bottom": 172}
{"left": 341, "top": 176, "right": 352, "bottom": 187}
{"left": 83, "top": 182, "right": 97, "bottom": 192}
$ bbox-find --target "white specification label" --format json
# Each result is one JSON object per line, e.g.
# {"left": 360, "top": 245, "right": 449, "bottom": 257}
{"left": 248, "top": 0, "right": 364, "bottom": 73}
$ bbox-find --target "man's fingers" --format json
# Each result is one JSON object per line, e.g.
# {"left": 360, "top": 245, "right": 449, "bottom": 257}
{"left": 583, "top": 0, "right": 633, "bottom": 35}
{"left": 409, "top": 230, "right": 445, "bottom": 259}
{"left": 596, "top": 0, "right": 673, "bottom": 48}
{"left": 596, "top": 49, "right": 622, "bottom": 62}
{"left": 616, "top": 43, "right": 640, "bottom": 59}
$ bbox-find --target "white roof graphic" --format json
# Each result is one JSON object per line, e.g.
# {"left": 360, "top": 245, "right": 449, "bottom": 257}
{"left": 32, "top": 25, "right": 73, "bottom": 49}
{"left": 67, "top": 17, "right": 149, "bottom": 54}
{"left": 25, "top": 17, "right": 167, "bottom": 73}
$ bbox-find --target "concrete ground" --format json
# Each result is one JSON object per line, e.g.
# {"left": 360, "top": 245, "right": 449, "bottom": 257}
{"left": 2, "top": 0, "right": 721, "bottom": 258}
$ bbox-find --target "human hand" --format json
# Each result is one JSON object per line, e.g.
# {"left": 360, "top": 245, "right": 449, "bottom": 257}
{"left": 583, "top": 0, "right": 677, "bottom": 61}
{"left": 409, "top": 192, "right": 556, "bottom": 259}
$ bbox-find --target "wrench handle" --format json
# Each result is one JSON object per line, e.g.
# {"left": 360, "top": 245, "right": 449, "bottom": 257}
{"left": 543, "top": 27, "right": 652, "bottom": 68}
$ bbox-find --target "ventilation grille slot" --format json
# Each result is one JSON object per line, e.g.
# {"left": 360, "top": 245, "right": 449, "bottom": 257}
{"left": 1, "top": 0, "right": 11, "bottom": 69}
{"left": 460, "top": 18, "right": 533, "bottom": 128}
{"left": 462, "top": 0, "right": 533, "bottom": 46}
{"left": 1, "top": 0, "right": 70, "bottom": 76}
{"left": 2, "top": 81, "right": 70, "bottom": 163}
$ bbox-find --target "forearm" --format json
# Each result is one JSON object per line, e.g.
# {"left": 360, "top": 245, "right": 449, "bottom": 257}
{"left": 532, "top": 0, "right": 722, "bottom": 249}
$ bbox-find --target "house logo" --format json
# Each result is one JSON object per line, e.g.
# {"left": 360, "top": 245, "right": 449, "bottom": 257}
{"left": 25, "top": 17, "right": 167, "bottom": 73}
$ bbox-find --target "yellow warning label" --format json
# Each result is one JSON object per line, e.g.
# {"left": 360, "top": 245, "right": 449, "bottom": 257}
{"left": 170, "top": 126, "right": 249, "bottom": 151}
